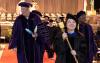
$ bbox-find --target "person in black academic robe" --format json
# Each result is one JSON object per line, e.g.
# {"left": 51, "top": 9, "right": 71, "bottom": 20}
{"left": 77, "top": 11, "right": 97, "bottom": 63}
{"left": 9, "top": 2, "right": 50, "bottom": 63}
{"left": 45, "top": 19, "right": 59, "bottom": 58}
{"left": 53, "top": 13, "right": 88, "bottom": 63}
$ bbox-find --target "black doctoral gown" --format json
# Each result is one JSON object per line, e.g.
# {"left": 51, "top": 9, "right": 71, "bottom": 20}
{"left": 54, "top": 31, "right": 88, "bottom": 63}
{"left": 79, "top": 23, "right": 97, "bottom": 63}
{"left": 9, "top": 13, "right": 50, "bottom": 63}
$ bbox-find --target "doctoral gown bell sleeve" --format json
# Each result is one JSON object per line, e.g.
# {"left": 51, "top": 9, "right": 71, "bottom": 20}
{"left": 87, "top": 25, "right": 97, "bottom": 62}
{"left": 9, "top": 18, "right": 21, "bottom": 49}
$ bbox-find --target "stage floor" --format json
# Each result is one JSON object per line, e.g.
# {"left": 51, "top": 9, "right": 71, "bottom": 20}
{"left": 0, "top": 44, "right": 100, "bottom": 63}
{"left": 0, "top": 44, "right": 56, "bottom": 63}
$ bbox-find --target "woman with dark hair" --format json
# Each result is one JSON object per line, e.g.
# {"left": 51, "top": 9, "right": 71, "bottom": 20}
{"left": 54, "top": 13, "right": 88, "bottom": 63}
